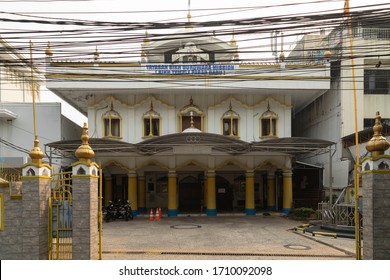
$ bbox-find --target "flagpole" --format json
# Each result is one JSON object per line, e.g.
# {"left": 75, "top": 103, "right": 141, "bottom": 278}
{"left": 29, "top": 40, "right": 38, "bottom": 140}
{"left": 28, "top": 40, "right": 44, "bottom": 165}
{"left": 345, "top": 0, "right": 362, "bottom": 260}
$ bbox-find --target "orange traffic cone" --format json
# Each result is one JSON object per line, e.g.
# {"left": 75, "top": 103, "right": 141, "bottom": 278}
{"left": 155, "top": 208, "right": 160, "bottom": 221}
{"left": 149, "top": 208, "right": 154, "bottom": 221}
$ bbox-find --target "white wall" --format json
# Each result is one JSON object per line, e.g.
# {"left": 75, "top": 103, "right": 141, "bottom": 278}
{"left": 89, "top": 94, "right": 292, "bottom": 144}
{"left": 0, "top": 103, "right": 62, "bottom": 168}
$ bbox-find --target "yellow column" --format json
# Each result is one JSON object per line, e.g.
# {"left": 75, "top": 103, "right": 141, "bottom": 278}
{"left": 104, "top": 176, "right": 113, "bottom": 207}
{"left": 206, "top": 171, "right": 217, "bottom": 216}
{"left": 203, "top": 175, "right": 208, "bottom": 211}
{"left": 137, "top": 176, "right": 146, "bottom": 213}
{"left": 267, "top": 172, "right": 276, "bottom": 210}
{"left": 245, "top": 171, "right": 256, "bottom": 215}
{"left": 168, "top": 171, "right": 178, "bottom": 216}
{"left": 127, "top": 173, "right": 138, "bottom": 215}
{"left": 282, "top": 170, "right": 293, "bottom": 214}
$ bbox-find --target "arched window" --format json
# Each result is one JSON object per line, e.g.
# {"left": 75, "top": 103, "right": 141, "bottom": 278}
{"left": 143, "top": 101, "right": 161, "bottom": 137}
{"left": 179, "top": 97, "right": 204, "bottom": 132}
{"left": 222, "top": 102, "right": 239, "bottom": 137}
{"left": 260, "top": 103, "right": 278, "bottom": 138}
{"left": 102, "top": 102, "right": 121, "bottom": 138}
{"left": 172, "top": 42, "right": 209, "bottom": 63}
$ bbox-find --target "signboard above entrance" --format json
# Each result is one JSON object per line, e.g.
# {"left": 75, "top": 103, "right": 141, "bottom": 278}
{"left": 145, "top": 64, "right": 236, "bottom": 75}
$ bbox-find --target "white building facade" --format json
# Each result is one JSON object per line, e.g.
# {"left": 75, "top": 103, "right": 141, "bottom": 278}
{"left": 46, "top": 26, "right": 332, "bottom": 216}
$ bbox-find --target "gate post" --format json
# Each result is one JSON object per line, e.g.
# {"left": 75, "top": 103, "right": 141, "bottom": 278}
{"left": 361, "top": 112, "right": 390, "bottom": 260}
{"left": 21, "top": 137, "right": 52, "bottom": 259}
{"left": 72, "top": 123, "right": 99, "bottom": 260}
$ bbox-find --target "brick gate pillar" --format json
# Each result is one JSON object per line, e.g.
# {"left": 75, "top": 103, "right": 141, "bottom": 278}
{"left": 72, "top": 123, "right": 99, "bottom": 260}
{"left": 21, "top": 137, "right": 52, "bottom": 259}
{"left": 361, "top": 112, "right": 390, "bottom": 260}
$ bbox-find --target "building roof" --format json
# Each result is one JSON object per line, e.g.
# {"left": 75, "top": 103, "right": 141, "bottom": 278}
{"left": 46, "top": 134, "right": 334, "bottom": 158}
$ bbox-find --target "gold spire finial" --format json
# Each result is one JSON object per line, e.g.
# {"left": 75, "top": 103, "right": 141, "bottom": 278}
{"left": 45, "top": 41, "right": 53, "bottom": 56}
{"left": 185, "top": 0, "right": 193, "bottom": 29}
{"left": 143, "top": 30, "right": 151, "bottom": 45}
{"left": 279, "top": 52, "right": 285, "bottom": 62}
{"left": 94, "top": 46, "right": 100, "bottom": 61}
{"left": 29, "top": 136, "right": 44, "bottom": 165}
{"left": 75, "top": 123, "right": 95, "bottom": 164}
{"left": 229, "top": 30, "right": 237, "bottom": 47}
{"left": 366, "top": 111, "right": 390, "bottom": 157}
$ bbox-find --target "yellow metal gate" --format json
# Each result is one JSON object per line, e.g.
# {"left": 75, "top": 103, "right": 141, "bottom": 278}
{"left": 48, "top": 170, "right": 103, "bottom": 260}
{"left": 48, "top": 172, "right": 73, "bottom": 260}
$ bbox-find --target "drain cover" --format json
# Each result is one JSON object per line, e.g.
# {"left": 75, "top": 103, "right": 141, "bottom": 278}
{"left": 284, "top": 244, "right": 311, "bottom": 250}
{"left": 170, "top": 224, "right": 202, "bottom": 229}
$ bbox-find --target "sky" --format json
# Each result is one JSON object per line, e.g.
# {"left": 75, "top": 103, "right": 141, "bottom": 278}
{"left": 2, "top": 0, "right": 390, "bottom": 125}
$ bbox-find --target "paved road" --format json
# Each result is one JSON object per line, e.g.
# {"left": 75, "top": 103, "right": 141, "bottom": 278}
{"left": 102, "top": 214, "right": 356, "bottom": 260}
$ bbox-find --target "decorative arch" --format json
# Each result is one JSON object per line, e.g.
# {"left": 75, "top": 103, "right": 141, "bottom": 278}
{"left": 134, "top": 95, "right": 174, "bottom": 109}
{"left": 254, "top": 160, "right": 287, "bottom": 171}
{"left": 142, "top": 101, "right": 161, "bottom": 137}
{"left": 216, "top": 159, "right": 247, "bottom": 171}
{"left": 178, "top": 97, "right": 205, "bottom": 132}
{"left": 102, "top": 101, "right": 122, "bottom": 138}
{"left": 102, "top": 160, "right": 130, "bottom": 173}
{"left": 260, "top": 102, "right": 278, "bottom": 138}
{"left": 253, "top": 96, "right": 291, "bottom": 109}
{"left": 221, "top": 102, "right": 240, "bottom": 137}
{"left": 175, "top": 159, "right": 208, "bottom": 171}
{"left": 209, "top": 96, "right": 250, "bottom": 109}
{"left": 136, "top": 160, "right": 169, "bottom": 171}
{"left": 91, "top": 95, "right": 174, "bottom": 109}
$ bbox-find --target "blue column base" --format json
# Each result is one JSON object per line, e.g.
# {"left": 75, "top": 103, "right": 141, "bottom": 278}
{"left": 282, "top": 208, "right": 291, "bottom": 214}
{"left": 131, "top": 210, "right": 139, "bottom": 216}
{"left": 245, "top": 208, "right": 256, "bottom": 215}
{"left": 206, "top": 209, "right": 217, "bottom": 216}
{"left": 167, "top": 209, "right": 178, "bottom": 217}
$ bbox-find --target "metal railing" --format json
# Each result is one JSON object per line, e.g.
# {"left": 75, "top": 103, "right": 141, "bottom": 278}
{"left": 353, "top": 27, "right": 390, "bottom": 40}
{"left": 318, "top": 201, "right": 362, "bottom": 227}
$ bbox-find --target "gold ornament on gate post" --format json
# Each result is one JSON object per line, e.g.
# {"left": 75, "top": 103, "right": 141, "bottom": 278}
{"left": 29, "top": 136, "right": 44, "bottom": 165}
{"left": 75, "top": 123, "right": 95, "bottom": 164}
{"left": 365, "top": 111, "right": 390, "bottom": 157}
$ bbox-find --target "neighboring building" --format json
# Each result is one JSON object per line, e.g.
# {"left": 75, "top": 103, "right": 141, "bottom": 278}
{"left": 292, "top": 20, "right": 390, "bottom": 200}
{"left": 0, "top": 36, "right": 82, "bottom": 176}
{"left": 45, "top": 21, "right": 333, "bottom": 216}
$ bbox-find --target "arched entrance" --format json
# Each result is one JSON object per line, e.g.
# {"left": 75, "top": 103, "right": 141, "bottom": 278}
{"left": 216, "top": 175, "right": 233, "bottom": 212}
{"left": 179, "top": 175, "right": 202, "bottom": 212}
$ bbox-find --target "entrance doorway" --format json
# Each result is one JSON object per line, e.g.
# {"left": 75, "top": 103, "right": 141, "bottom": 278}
{"left": 179, "top": 176, "right": 202, "bottom": 212}
{"left": 216, "top": 175, "right": 233, "bottom": 212}
{"left": 112, "top": 174, "right": 127, "bottom": 204}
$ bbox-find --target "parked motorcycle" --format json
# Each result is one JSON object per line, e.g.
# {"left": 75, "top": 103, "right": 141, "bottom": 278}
{"left": 103, "top": 200, "right": 117, "bottom": 222}
{"left": 117, "top": 200, "right": 133, "bottom": 221}
{"left": 103, "top": 200, "right": 133, "bottom": 222}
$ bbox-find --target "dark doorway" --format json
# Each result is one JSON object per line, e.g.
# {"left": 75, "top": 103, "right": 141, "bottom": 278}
{"left": 216, "top": 175, "right": 233, "bottom": 212}
{"left": 179, "top": 176, "right": 201, "bottom": 212}
{"left": 293, "top": 162, "right": 323, "bottom": 209}
{"left": 112, "top": 174, "right": 127, "bottom": 204}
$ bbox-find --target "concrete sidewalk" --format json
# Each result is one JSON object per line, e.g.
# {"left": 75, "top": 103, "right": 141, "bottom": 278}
{"left": 102, "top": 215, "right": 356, "bottom": 260}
